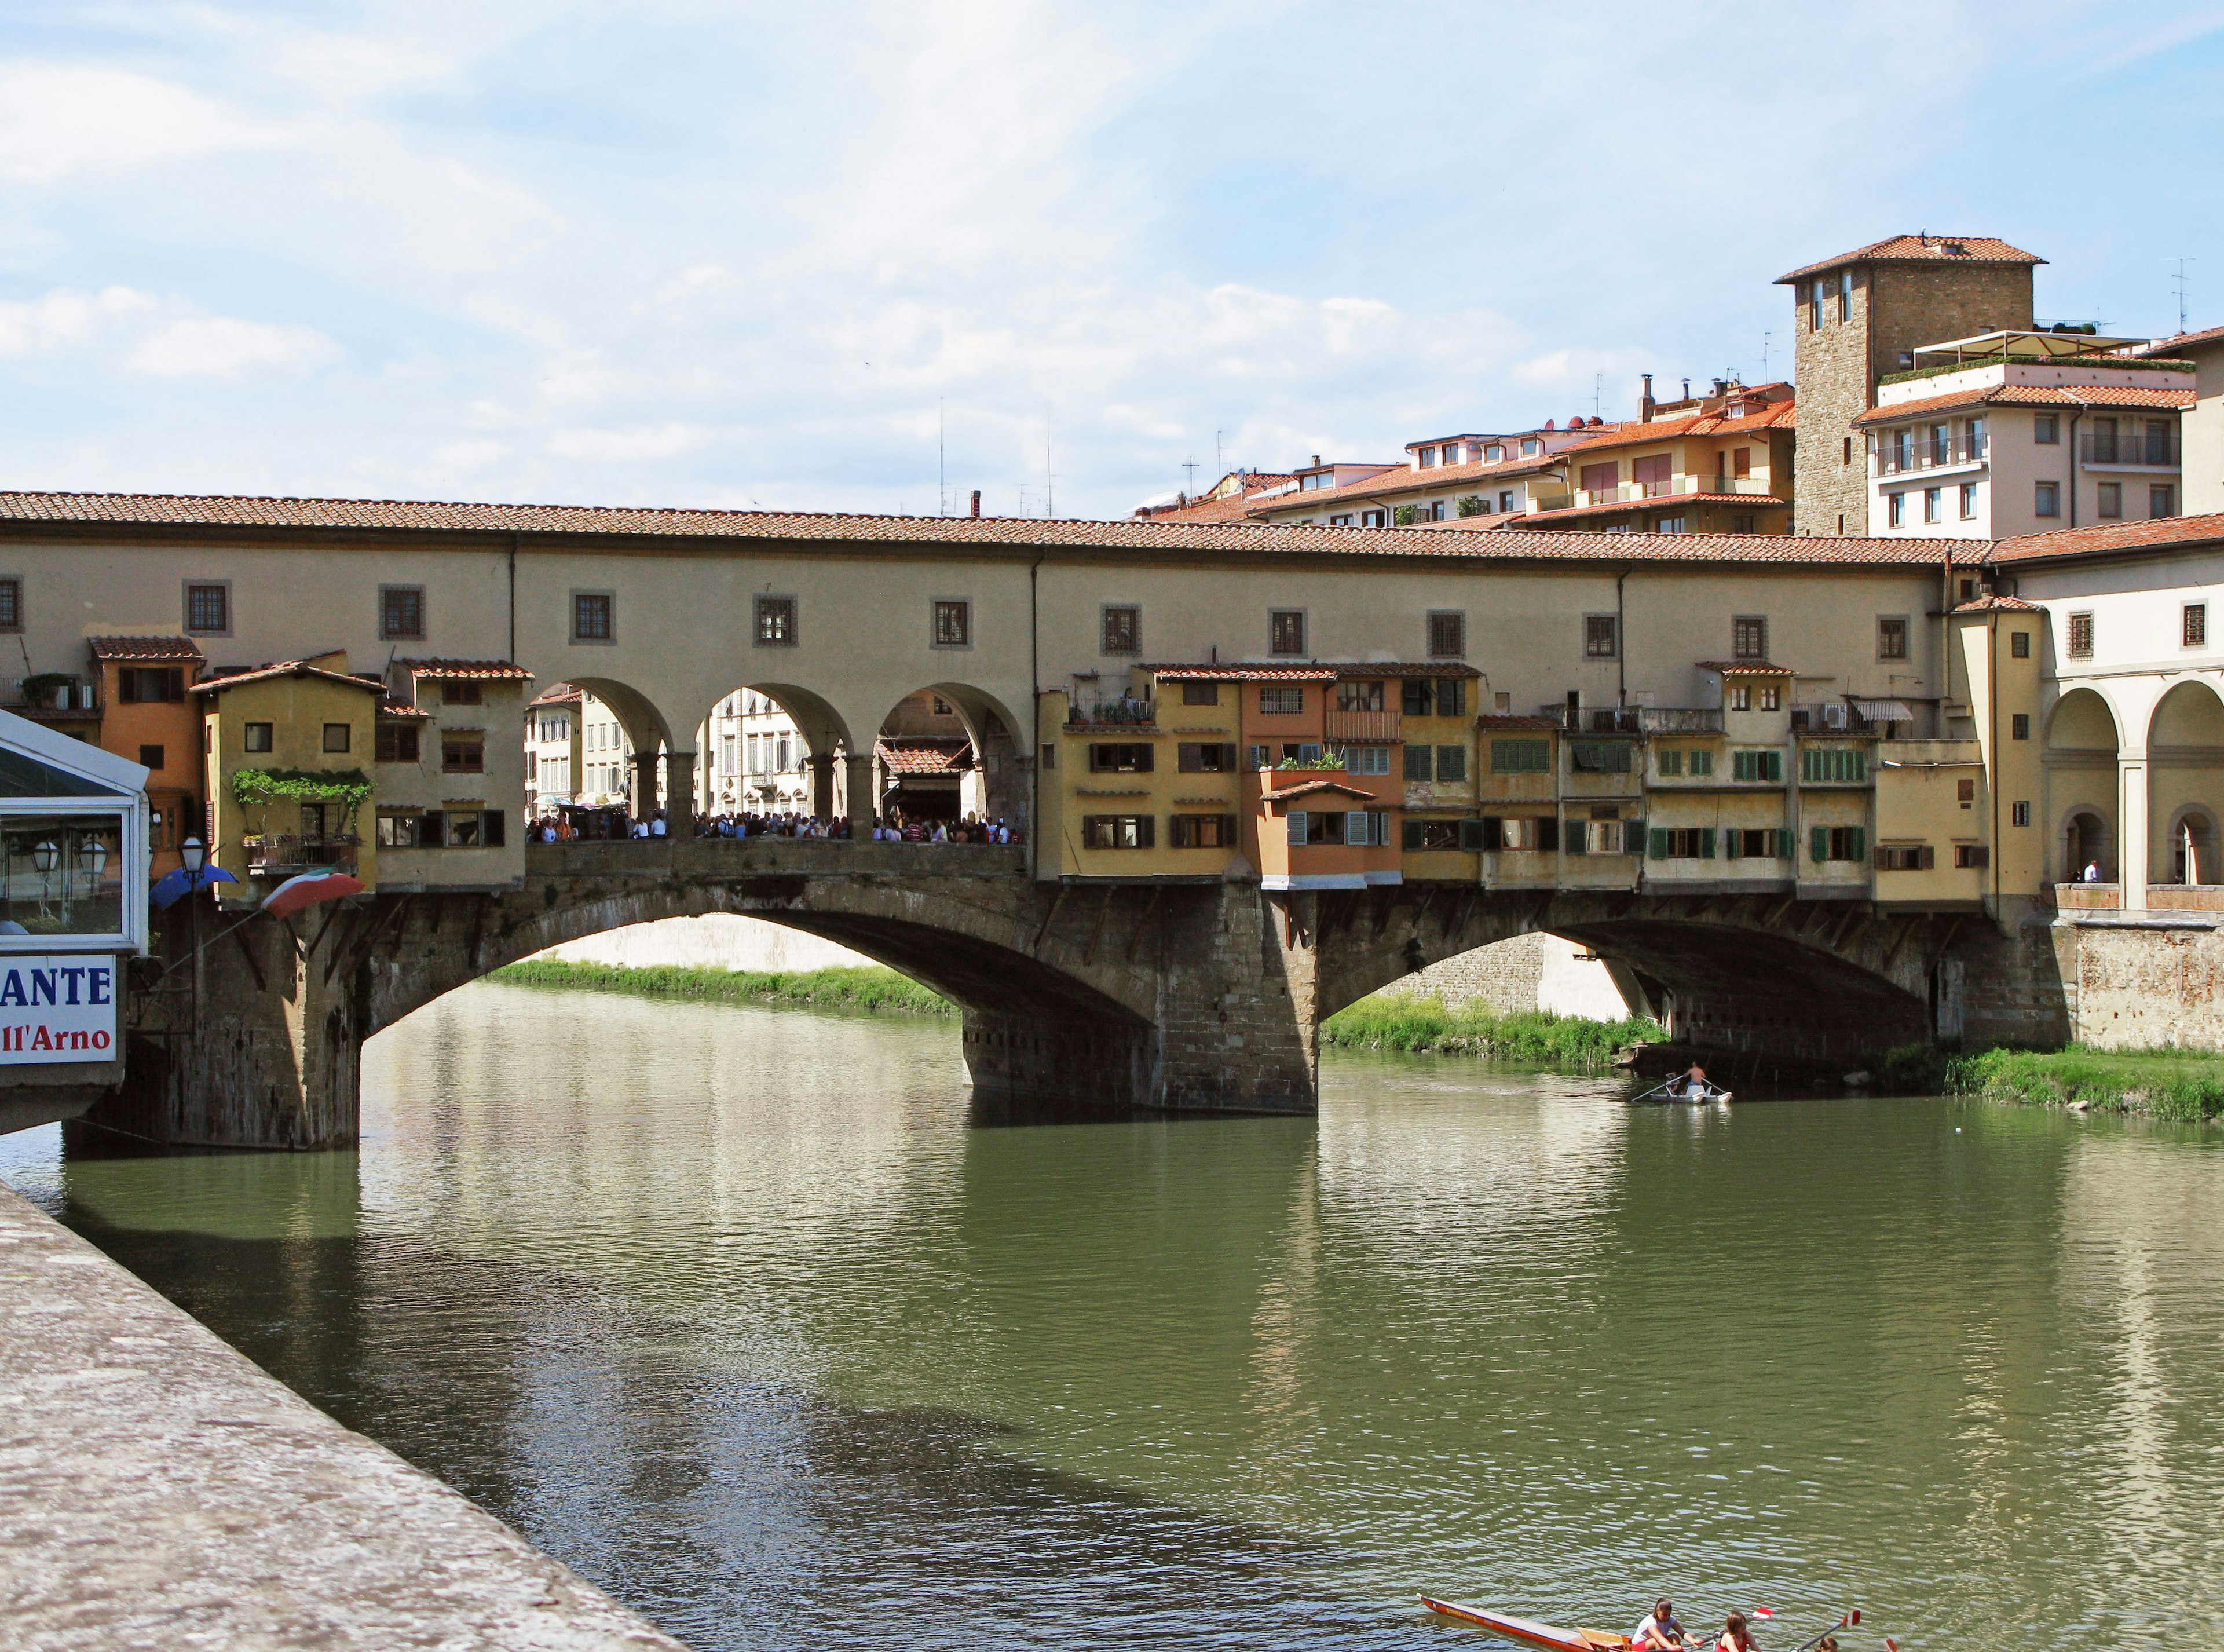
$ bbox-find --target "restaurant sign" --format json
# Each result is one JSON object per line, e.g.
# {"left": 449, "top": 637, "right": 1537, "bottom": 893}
{"left": 0, "top": 955, "right": 119, "bottom": 1063}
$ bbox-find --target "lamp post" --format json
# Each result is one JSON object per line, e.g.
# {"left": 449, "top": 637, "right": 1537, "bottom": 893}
{"left": 179, "top": 836, "right": 206, "bottom": 1022}
{"left": 31, "top": 838, "right": 57, "bottom": 920}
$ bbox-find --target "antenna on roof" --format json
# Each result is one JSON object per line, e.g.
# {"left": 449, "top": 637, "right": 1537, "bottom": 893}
{"left": 1216, "top": 429, "right": 1226, "bottom": 476}
{"left": 2174, "top": 257, "right": 2194, "bottom": 335}
{"left": 938, "top": 399, "right": 947, "bottom": 518}
{"left": 1182, "top": 455, "right": 1201, "bottom": 492}
{"left": 1762, "top": 329, "right": 1771, "bottom": 382}
{"left": 1593, "top": 372, "right": 1602, "bottom": 421}
{"left": 1045, "top": 419, "right": 1055, "bottom": 520}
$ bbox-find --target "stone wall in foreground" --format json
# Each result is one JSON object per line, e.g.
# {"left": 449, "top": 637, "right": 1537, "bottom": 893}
{"left": 0, "top": 1181, "right": 688, "bottom": 1651}
{"left": 2061, "top": 913, "right": 2224, "bottom": 1050}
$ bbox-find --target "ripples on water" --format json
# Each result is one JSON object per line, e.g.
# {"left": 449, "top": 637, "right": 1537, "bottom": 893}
{"left": 5, "top": 983, "right": 2224, "bottom": 1650}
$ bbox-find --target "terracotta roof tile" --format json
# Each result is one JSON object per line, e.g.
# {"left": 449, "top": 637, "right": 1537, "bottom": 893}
{"left": 1264, "top": 779, "right": 1377, "bottom": 803}
{"left": 86, "top": 635, "right": 204, "bottom": 663}
{"left": 394, "top": 657, "right": 534, "bottom": 680}
{"left": 1144, "top": 664, "right": 1340, "bottom": 681}
{"left": 1854, "top": 383, "right": 2193, "bottom": 426}
{"left": 1694, "top": 660, "right": 1795, "bottom": 675}
{"left": 1502, "top": 493, "right": 1788, "bottom": 528}
{"left": 1331, "top": 662, "right": 1481, "bottom": 678}
{"left": 876, "top": 737, "right": 971, "bottom": 774}
{"left": 2138, "top": 324, "right": 2224, "bottom": 356}
{"left": 0, "top": 489, "right": 1978, "bottom": 567}
{"left": 528, "top": 681, "right": 586, "bottom": 706}
{"left": 378, "top": 695, "right": 433, "bottom": 719}
{"left": 1991, "top": 511, "right": 2224, "bottom": 565}
{"left": 1553, "top": 396, "right": 1797, "bottom": 455}
{"left": 1776, "top": 235, "right": 2046, "bottom": 283}
{"left": 1951, "top": 595, "right": 2041, "bottom": 612}
{"left": 188, "top": 660, "right": 387, "bottom": 696}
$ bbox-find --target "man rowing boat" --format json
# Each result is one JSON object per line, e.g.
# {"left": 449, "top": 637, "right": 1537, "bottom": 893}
{"left": 1680, "top": 1062, "right": 1711, "bottom": 1099}
{"left": 1632, "top": 1599, "right": 1688, "bottom": 1650}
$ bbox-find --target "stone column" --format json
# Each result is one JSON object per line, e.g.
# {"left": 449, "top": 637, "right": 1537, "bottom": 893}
{"left": 845, "top": 753, "right": 876, "bottom": 839}
{"left": 2121, "top": 759, "right": 2150, "bottom": 910}
{"left": 664, "top": 752, "right": 696, "bottom": 838}
{"left": 809, "top": 752, "right": 836, "bottom": 821}
{"left": 629, "top": 751, "right": 659, "bottom": 823}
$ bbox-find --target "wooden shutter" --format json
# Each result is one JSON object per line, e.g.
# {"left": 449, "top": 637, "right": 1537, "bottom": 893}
{"left": 1850, "top": 826, "right": 1866, "bottom": 862}
{"left": 1651, "top": 827, "right": 1670, "bottom": 859}
{"left": 1565, "top": 819, "right": 1587, "bottom": 855}
{"left": 1403, "top": 818, "right": 1424, "bottom": 850}
{"left": 1459, "top": 820, "right": 1487, "bottom": 851}
{"left": 1286, "top": 812, "right": 1305, "bottom": 846}
{"left": 1699, "top": 828, "right": 1716, "bottom": 859}
{"left": 1810, "top": 825, "right": 1828, "bottom": 863}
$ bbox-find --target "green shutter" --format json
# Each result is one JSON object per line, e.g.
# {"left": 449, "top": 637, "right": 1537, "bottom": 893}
{"left": 1403, "top": 818, "right": 1424, "bottom": 850}
{"left": 1724, "top": 827, "right": 1742, "bottom": 859}
{"left": 1850, "top": 825, "right": 1866, "bottom": 862}
{"left": 1287, "top": 812, "right": 1305, "bottom": 846}
{"left": 1650, "top": 827, "right": 1670, "bottom": 859}
{"left": 1810, "top": 824, "right": 1828, "bottom": 863}
{"left": 1566, "top": 820, "right": 1588, "bottom": 855}
{"left": 1459, "top": 819, "right": 1487, "bottom": 851}
{"left": 1700, "top": 828, "right": 1717, "bottom": 859}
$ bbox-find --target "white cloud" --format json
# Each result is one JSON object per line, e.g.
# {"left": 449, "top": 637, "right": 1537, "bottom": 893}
{"left": 547, "top": 423, "right": 707, "bottom": 462}
{"left": 125, "top": 316, "right": 342, "bottom": 378}
{"left": 0, "top": 286, "right": 156, "bottom": 355}
{"left": 0, "top": 64, "right": 277, "bottom": 182}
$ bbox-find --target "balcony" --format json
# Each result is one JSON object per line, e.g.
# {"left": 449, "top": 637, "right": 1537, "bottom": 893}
{"left": 1571, "top": 476, "right": 1776, "bottom": 508}
{"left": 1066, "top": 698, "right": 1156, "bottom": 728}
{"left": 2079, "top": 430, "right": 2179, "bottom": 469}
{"left": 246, "top": 835, "right": 360, "bottom": 878}
{"left": 1638, "top": 707, "right": 1724, "bottom": 734}
{"left": 1875, "top": 435, "right": 1987, "bottom": 477}
{"left": 1324, "top": 708, "right": 1401, "bottom": 743}
{"left": 1535, "top": 706, "right": 1649, "bottom": 733}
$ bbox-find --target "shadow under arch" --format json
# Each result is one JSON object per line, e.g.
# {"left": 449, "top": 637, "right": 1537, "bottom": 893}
{"left": 2149, "top": 679, "right": 2224, "bottom": 887}
{"left": 875, "top": 682, "right": 1029, "bottom": 828}
{"left": 2046, "top": 685, "right": 2121, "bottom": 883}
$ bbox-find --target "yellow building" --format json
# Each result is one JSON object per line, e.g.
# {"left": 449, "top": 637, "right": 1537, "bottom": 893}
{"left": 192, "top": 656, "right": 383, "bottom": 904}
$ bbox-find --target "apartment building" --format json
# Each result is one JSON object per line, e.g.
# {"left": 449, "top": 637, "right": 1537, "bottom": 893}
{"left": 370, "top": 659, "right": 531, "bottom": 891}
{"left": 1243, "top": 429, "right": 1594, "bottom": 527}
{"left": 1852, "top": 331, "right": 2190, "bottom": 539}
{"left": 1509, "top": 382, "right": 1797, "bottom": 535}
{"left": 524, "top": 682, "right": 584, "bottom": 812}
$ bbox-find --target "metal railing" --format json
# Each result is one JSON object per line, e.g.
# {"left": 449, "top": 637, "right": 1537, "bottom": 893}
{"left": 2079, "top": 430, "right": 2179, "bottom": 467}
{"left": 1066, "top": 698, "right": 1156, "bottom": 727}
{"left": 1638, "top": 707, "right": 1724, "bottom": 733}
{"left": 1875, "top": 435, "right": 1987, "bottom": 476}
{"left": 246, "top": 835, "right": 360, "bottom": 876}
{"left": 1571, "top": 476, "right": 1775, "bottom": 507}
{"left": 1323, "top": 708, "right": 1401, "bottom": 743}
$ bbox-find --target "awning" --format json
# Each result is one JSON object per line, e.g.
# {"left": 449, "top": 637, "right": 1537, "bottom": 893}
{"left": 1853, "top": 699, "right": 1915, "bottom": 722}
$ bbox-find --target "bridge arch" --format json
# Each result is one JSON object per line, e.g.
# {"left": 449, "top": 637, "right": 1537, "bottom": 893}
{"left": 874, "top": 682, "right": 1028, "bottom": 828}
{"left": 2046, "top": 686, "right": 2121, "bottom": 884}
{"left": 2149, "top": 679, "right": 2224, "bottom": 889}
{"left": 694, "top": 681, "right": 858, "bottom": 818}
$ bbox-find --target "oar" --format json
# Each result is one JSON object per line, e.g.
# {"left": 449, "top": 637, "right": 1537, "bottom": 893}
{"left": 1787, "top": 1608, "right": 1860, "bottom": 1652}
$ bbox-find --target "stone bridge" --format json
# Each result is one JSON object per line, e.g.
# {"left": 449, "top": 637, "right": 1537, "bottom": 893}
{"left": 90, "top": 842, "right": 2072, "bottom": 1149}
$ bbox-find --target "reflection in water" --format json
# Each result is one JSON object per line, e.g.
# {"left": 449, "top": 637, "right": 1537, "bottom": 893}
{"left": 5, "top": 982, "right": 2224, "bottom": 1650}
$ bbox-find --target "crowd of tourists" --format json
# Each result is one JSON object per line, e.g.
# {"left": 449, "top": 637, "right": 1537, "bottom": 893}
{"left": 531, "top": 806, "right": 1020, "bottom": 845}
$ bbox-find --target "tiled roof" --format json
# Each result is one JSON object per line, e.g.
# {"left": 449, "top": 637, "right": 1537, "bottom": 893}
{"left": 1144, "top": 664, "right": 1339, "bottom": 681}
{"left": 528, "top": 682, "right": 585, "bottom": 706}
{"left": 378, "top": 695, "right": 433, "bottom": 719}
{"left": 1991, "top": 511, "right": 2224, "bottom": 565}
{"left": 1135, "top": 491, "right": 1277, "bottom": 524}
{"left": 1433, "top": 530, "right": 1988, "bottom": 565}
{"left": 1330, "top": 661, "right": 1482, "bottom": 678}
{"left": 1263, "top": 779, "right": 1377, "bottom": 803}
{"left": 86, "top": 635, "right": 204, "bottom": 663}
{"left": 876, "top": 737, "right": 971, "bottom": 774}
{"left": 1246, "top": 451, "right": 1565, "bottom": 515}
{"left": 1951, "top": 595, "right": 2040, "bottom": 612}
{"left": 1854, "top": 383, "right": 2194, "bottom": 426}
{"left": 1775, "top": 235, "right": 2046, "bottom": 283}
{"left": 1502, "top": 494, "right": 1788, "bottom": 528}
{"left": 1694, "top": 660, "right": 1795, "bottom": 675}
{"left": 394, "top": 658, "right": 534, "bottom": 680}
{"left": 1553, "top": 396, "right": 1797, "bottom": 455}
{"left": 0, "top": 489, "right": 1977, "bottom": 567}
{"left": 2137, "top": 324, "right": 2224, "bottom": 356}
{"left": 188, "top": 660, "right": 387, "bottom": 696}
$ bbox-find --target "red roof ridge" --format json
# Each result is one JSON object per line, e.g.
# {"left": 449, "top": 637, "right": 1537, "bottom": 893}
{"left": 1775, "top": 235, "right": 2046, "bottom": 284}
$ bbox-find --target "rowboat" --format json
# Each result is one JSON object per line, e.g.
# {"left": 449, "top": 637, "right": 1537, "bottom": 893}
{"left": 1630, "top": 1078, "right": 1733, "bottom": 1104}
{"left": 1419, "top": 1597, "right": 1633, "bottom": 1652}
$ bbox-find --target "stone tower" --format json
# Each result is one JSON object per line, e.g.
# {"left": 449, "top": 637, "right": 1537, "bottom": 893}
{"left": 1776, "top": 235, "right": 2043, "bottom": 536}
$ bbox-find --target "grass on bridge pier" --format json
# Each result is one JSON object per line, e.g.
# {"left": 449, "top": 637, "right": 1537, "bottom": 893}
{"left": 491, "top": 959, "right": 955, "bottom": 1015}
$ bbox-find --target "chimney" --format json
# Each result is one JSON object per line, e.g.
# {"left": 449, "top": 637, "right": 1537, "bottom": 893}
{"left": 1640, "top": 373, "right": 1655, "bottom": 421}
{"left": 1711, "top": 378, "right": 1727, "bottom": 399}
{"left": 1543, "top": 418, "right": 1555, "bottom": 431}
{"left": 1681, "top": 378, "right": 1691, "bottom": 400}
{"left": 969, "top": 489, "right": 981, "bottom": 518}
{"left": 1311, "top": 454, "right": 1322, "bottom": 468}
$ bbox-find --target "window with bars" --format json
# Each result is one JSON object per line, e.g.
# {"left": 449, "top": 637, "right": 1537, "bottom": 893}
{"left": 932, "top": 600, "right": 970, "bottom": 647}
{"left": 2068, "top": 612, "right": 2094, "bottom": 658}
{"left": 1426, "top": 611, "right": 1465, "bottom": 658}
{"left": 572, "top": 591, "right": 613, "bottom": 642}
{"left": 1583, "top": 615, "right": 1618, "bottom": 659}
{"left": 1101, "top": 605, "right": 1139, "bottom": 654}
{"left": 2186, "top": 604, "right": 2208, "bottom": 648}
{"left": 754, "top": 595, "right": 797, "bottom": 645}
{"left": 1258, "top": 685, "right": 1304, "bottom": 716}
{"left": 379, "top": 586, "right": 426, "bottom": 640}
{"left": 0, "top": 578, "right": 20, "bottom": 631}
{"left": 1877, "top": 616, "right": 1908, "bottom": 660}
{"left": 185, "top": 583, "right": 229, "bottom": 634}
{"left": 1731, "top": 615, "right": 1768, "bottom": 660}
{"left": 2011, "top": 631, "right": 2031, "bottom": 659}
{"left": 1270, "top": 609, "right": 1308, "bottom": 655}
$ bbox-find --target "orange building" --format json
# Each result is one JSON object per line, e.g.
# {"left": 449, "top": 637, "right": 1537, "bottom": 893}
{"left": 86, "top": 637, "right": 204, "bottom": 876}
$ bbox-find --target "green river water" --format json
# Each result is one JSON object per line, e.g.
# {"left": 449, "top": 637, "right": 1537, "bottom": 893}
{"left": 4, "top": 980, "right": 2223, "bottom": 1651}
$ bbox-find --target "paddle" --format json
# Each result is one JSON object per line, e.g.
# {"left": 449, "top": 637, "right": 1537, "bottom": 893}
{"left": 1786, "top": 1607, "right": 1860, "bottom": 1652}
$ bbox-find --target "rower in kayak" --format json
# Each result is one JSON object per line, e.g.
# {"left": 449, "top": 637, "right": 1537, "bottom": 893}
{"left": 1632, "top": 1598, "right": 1690, "bottom": 1649}
{"left": 1680, "top": 1062, "right": 1712, "bottom": 1100}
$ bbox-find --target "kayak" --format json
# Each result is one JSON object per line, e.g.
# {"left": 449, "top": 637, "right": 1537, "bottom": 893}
{"left": 1420, "top": 1597, "right": 1632, "bottom": 1651}
{"left": 1630, "top": 1079, "right": 1733, "bottom": 1104}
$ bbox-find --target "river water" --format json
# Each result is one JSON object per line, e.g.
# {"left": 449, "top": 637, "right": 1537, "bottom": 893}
{"left": 5, "top": 982, "right": 2224, "bottom": 1651}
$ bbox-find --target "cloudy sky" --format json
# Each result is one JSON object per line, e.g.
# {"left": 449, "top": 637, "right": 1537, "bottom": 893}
{"left": 3, "top": 1, "right": 2222, "bottom": 521}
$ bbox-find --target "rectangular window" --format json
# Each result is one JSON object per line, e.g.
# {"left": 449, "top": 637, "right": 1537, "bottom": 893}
{"left": 1875, "top": 843, "right": 1934, "bottom": 871}
{"left": 2152, "top": 484, "right": 2176, "bottom": 519}
{"left": 1403, "top": 679, "right": 1435, "bottom": 717}
{"left": 2035, "top": 414, "right": 2059, "bottom": 444}
{"left": 441, "top": 679, "right": 482, "bottom": 706}
{"left": 933, "top": 599, "right": 970, "bottom": 647}
{"left": 1649, "top": 827, "right": 1716, "bottom": 860}
{"left": 2012, "top": 801, "right": 2032, "bottom": 827}
{"left": 0, "top": 578, "right": 19, "bottom": 631}
{"left": 1089, "top": 743, "right": 1153, "bottom": 773}
{"left": 1955, "top": 844, "right": 1989, "bottom": 869}
{"left": 1729, "top": 685, "right": 1751, "bottom": 712}
{"left": 1435, "top": 745, "right": 1466, "bottom": 783}
{"left": 1570, "top": 740, "right": 1633, "bottom": 774}
{"left": 1281, "top": 741, "right": 1322, "bottom": 765}
{"left": 1583, "top": 614, "right": 1619, "bottom": 659}
{"left": 1958, "top": 779, "right": 1976, "bottom": 803}
{"left": 2068, "top": 612, "right": 2094, "bottom": 659}
{"left": 1270, "top": 609, "right": 1307, "bottom": 655}
{"left": 573, "top": 591, "right": 613, "bottom": 642}
{"left": 1492, "top": 739, "right": 1550, "bottom": 774}
{"left": 375, "top": 723, "right": 421, "bottom": 763}
{"left": 1438, "top": 679, "right": 1466, "bottom": 717}
{"left": 185, "top": 582, "right": 229, "bottom": 635}
{"left": 379, "top": 586, "right": 426, "bottom": 641}
{"left": 1759, "top": 685, "right": 1782, "bottom": 712}
{"left": 1404, "top": 744, "right": 1432, "bottom": 781}
{"left": 2097, "top": 482, "right": 2123, "bottom": 520}
{"left": 1888, "top": 492, "right": 1905, "bottom": 528}
{"left": 2011, "top": 714, "right": 2030, "bottom": 740}
{"left": 1732, "top": 748, "right": 1783, "bottom": 783}
{"left": 376, "top": 812, "right": 420, "bottom": 849}
{"left": 1877, "top": 616, "right": 1908, "bottom": 660}
{"left": 1176, "top": 742, "right": 1237, "bottom": 773}
{"left": 1838, "top": 269, "right": 1852, "bottom": 321}
{"left": 1258, "top": 685, "right": 1304, "bottom": 717}
{"left": 1722, "top": 828, "right": 1787, "bottom": 859}
{"left": 2035, "top": 481, "right": 2061, "bottom": 518}
{"left": 1657, "top": 748, "right": 1685, "bottom": 777}
{"left": 1923, "top": 487, "right": 1941, "bottom": 524}
{"left": 137, "top": 743, "right": 164, "bottom": 771}
{"left": 2011, "top": 630, "right": 2031, "bottom": 659}
{"left": 1335, "top": 745, "right": 1390, "bottom": 775}
{"left": 442, "top": 736, "right": 485, "bottom": 772}
{"left": 243, "top": 721, "right": 273, "bottom": 753}
{"left": 1101, "top": 605, "right": 1140, "bottom": 655}
{"left": 1800, "top": 747, "right": 1867, "bottom": 783}
{"left": 1579, "top": 460, "right": 1617, "bottom": 496}
{"left": 2185, "top": 604, "right": 2207, "bottom": 648}
{"left": 1806, "top": 825, "right": 1868, "bottom": 862}
{"left": 1337, "top": 679, "right": 1385, "bottom": 712}
{"left": 1404, "top": 818, "right": 1471, "bottom": 851}
{"left": 118, "top": 667, "right": 184, "bottom": 703}
{"left": 1427, "top": 611, "right": 1466, "bottom": 658}
{"left": 1169, "top": 814, "right": 1238, "bottom": 848}
{"left": 754, "top": 595, "right": 797, "bottom": 646}
{"left": 1082, "top": 814, "right": 1154, "bottom": 849}
{"left": 321, "top": 722, "right": 351, "bottom": 754}
{"left": 1732, "top": 615, "right": 1768, "bottom": 660}
{"left": 1688, "top": 748, "right": 1714, "bottom": 776}
{"left": 1959, "top": 483, "right": 1978, "bottom": 519}
{"left": 1181, "top": 682, "right": 1219, "bottom": 706}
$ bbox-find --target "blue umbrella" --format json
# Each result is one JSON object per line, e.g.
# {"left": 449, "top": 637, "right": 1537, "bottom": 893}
{"left": 152, "top": 864, "right": 239, "bottom": 911}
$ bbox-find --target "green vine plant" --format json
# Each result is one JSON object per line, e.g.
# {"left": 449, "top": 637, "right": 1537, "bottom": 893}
{"left": 230, "top": 767, "right": 372, "bottom": 836}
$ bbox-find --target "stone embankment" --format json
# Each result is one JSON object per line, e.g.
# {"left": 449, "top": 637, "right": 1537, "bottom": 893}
{"left": 0, "top": 1182, "right": 689, "bottom": 1651}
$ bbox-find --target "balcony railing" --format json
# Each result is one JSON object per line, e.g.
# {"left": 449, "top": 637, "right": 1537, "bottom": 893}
{"left": 1324, "top": 708, "right": 1401, "bottom": 743}
{"left": 1066, "top": 698, "right": 1156, "bottom": 728}
{"left": 246, "top": 835, "right": 360, "bottom": 877}
{"left": 1876, "top": 435, "right": 1987, "bottom": 476}
{"left": 2079, "top": 430, "right": 2179, "bottom": 467}
{"left": 1638, "top": 707, "right": 1724, "bottom": 734}
{"left": 1571, "top": 476, "right": 1775, "bottom": 507}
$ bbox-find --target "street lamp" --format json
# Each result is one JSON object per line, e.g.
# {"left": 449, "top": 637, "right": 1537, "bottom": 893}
{"left": 78, "top": 835, "right": 108, "bottom": 885}
{"left": 181, "top": 836, "right": 207, "bottom": 878}
{"left": 31, "top": 839, "right": 58, "bottom": 875}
